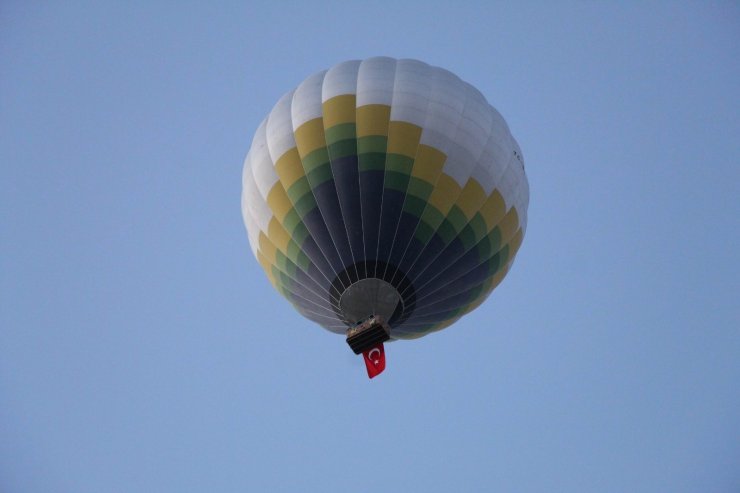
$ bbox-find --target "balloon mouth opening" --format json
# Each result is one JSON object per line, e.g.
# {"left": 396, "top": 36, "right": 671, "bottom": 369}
{"left": 339, "top": 278, "right": 402, "bottom": 326}
{"left": 329, "top": 261, "right": 416, "bottom": 329}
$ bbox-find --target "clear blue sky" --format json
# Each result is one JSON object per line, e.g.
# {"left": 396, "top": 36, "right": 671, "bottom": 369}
{"left": 1, "top": 2, "right": 738, "bottom": 492}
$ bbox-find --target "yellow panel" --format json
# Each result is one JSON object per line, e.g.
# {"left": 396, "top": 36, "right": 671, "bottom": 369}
{"left": 267, "top": 218, "right": 291, "bottom": 252}
{"left": 479, "top": 190, "right": 506, "bottom": 230}
{"left": 322, "top": 95, "right": 356, "bottom": 127}
{"left": 456, "top": 179, "right": 486, "bottom": 219}
{"left": 394, "top": 330, "right": 426, "bottom": 340}
{"left": 427, "top": 173, "right": 461, "bottom": 216}
{"left": 387, "top": 121, "right": 422, "bottom": 158}
{"left": 258, "top": 232, "right": 277, "bottom": 264}
{"left": 508, "top": 228, "right": 524, "bottom": 256}
{"left": 275, "top": 148, "right": 305, "bottom": 189}
{"left": 294, "top": 118, "right": 326, "bottom": 157}
{"left": 492, "top": 261, "right": 511, "bottom": 288}
{"left": 256, "top": 251, "right": 277, "bottom": 285}
{"left": 410, "top": 145, "right": 446, "bottom": 182}
{"left": 462, "top": 291, "right": 490, "bottom": 315}
{"left": 266, "top": 184, "right": 293, "bottom": 221}
{"left": 356, "top": 104, "right": 391, "bottom": 137}
{"left": 428, "top": 317, "right": 458, "bottom": 334}
{"left": 497, "top": 207, "right": 520, "bottom": 243}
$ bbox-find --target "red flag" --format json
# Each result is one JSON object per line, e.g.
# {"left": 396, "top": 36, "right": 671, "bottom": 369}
{"left": 362, "top": 343, "right": 386, "bottom": 379}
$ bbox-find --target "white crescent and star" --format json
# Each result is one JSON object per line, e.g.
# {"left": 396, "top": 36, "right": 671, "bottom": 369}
{"left": 368, "top": 348, "right": 381, "bottom": 365}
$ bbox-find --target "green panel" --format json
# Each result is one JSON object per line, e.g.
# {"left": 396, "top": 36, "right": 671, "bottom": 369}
{"left": 456, "top": 224, "right": 479, "bottom": 251}
{"left": 284, "top": 254, "right": 298, "bottom": 278}
{"left": 414, "top": 219, "right": 435, "bottom": 245}
{"left": 476, "top": 227, "right": 502, "bottom": 261}
{"left": 384, "top": 170, "right": 411, "bottom": 193}
{"left": 287, "top": 237, "right": 302, "bottom": 261}
{"left": 466, "top": 284, "right": 485, "bottom": 303}
{"left": 274, "top": 250, "right": 289, "bottom": 272}
{"left": 385, "top": 153, "right": 414, "bottom": 174}
{"left": 403, "top": 194, "right": 428, "bottom": 217}
{"left": 306, "top": 163, "right": 334, "bottom": 187}
{"left": 292, "top": 222, "right": 309, "bottom": 245}
{"left": 484, "top": 252, "right": 501, "bottom": 276}
{"left": 325, "top": 123, "right": 356, "bottom": 144}
{"left": 272, "top": 252, "right": 312, "bottom": 294}
{"left": 327, "top": 139, "right": 358, "bottom": 159}
{"left": 296, "top": 250, "right": 311, "bottom": 271}
{"left": 436, "top": 218, "right": 457, "bottom": 245}
{"left": 406, "top": 177, "right": 434, "bottom": 199}
{"left": 294, "top": 192, "right": 317, "bottom": 218}
{"left": 301, "top": 148, "right": 331, "bottom": 173}
{"left": 358, "top": 152, "right": 386, "bottom": 172}
{"left": 467, "top": 213, "right": 488, "bottom": 243}
{"left": 269, "top": 267, "right": 285, "bottom": 291}
{"left": 283, "top": 209, "right": 302, "bottom": 235}
{"left": 357, "top": 135, "right": 387, "bottom": 154}
{"left": 273, "top": 268, "right": 291, "bottom": 289}
{"left": 287, "top": 176, "right": 311, "bottom": 203}
{"left": 420, "top": 203, "right": 444, "bottom": 229}
{"left": 445, "top": 205, "right": 468, "bottom": 233}
{"left": 279, "top": 238, "right": 302, "bottom": 266}
{"left": 484, "top": 245, "right": 509, "bottom": 276}
{"left": 415, "top": 205, "right": 444, "bottom": 243}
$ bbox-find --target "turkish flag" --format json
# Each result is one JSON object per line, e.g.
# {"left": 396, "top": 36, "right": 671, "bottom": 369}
{"left": 362, "top": 343, "right": 386, "bottom": 379}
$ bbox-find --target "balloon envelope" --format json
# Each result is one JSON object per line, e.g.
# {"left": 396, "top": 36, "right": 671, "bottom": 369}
{"left": 242, "top": 57, "right": 529, "bottom": 340}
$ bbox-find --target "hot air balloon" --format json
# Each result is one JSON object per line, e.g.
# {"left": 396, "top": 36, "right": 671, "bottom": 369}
{"left": 241, "top": 57, "right": 529, "bottom": 378}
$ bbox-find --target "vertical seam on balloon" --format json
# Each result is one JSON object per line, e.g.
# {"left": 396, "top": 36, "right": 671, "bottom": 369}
{"left": 379, "top": 61, "right": 433, "bottom": 283}
{"left": 320, "top": 93, "right": 361, "bottom": 286}
{"left": 354, "top": 74, "right": 368, "bottom": 280}
{"left": 359, "top": 60, "right": 396, "bottom": 317}
{"left": 370, "top": 59, "right": 398, "bottom": 316}
{"left": 378, "top": 138, "right": 424, "bottom": 282}
{"left": 296, "top": 124, "right": 353, "bottom": 287}
{"left": 299, "top": 306, "right": 354, "bottom": 325}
